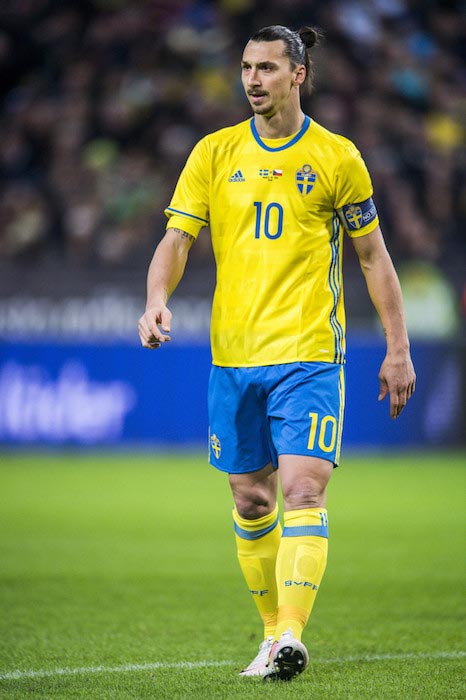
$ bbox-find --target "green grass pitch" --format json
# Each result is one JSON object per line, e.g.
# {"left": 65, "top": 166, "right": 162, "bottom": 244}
{"left": 0, "top": 451, "right": 464, "bottom": 699}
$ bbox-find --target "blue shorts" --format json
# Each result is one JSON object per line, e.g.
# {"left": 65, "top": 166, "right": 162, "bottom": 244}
{"left": 208, "top": 362, "right": 345, "bottom": 474}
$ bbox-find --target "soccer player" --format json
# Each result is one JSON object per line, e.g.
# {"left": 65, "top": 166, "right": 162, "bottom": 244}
{"left": 138, "top": 25, "right": 416, "bottom": 680}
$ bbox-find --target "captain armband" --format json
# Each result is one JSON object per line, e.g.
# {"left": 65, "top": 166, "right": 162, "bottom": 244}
{"left": 337, "top": 197, "right": 378, "bottom": 232}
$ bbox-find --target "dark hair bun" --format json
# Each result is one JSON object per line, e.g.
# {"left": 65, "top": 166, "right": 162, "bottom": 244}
{"left": 298, "top": 26, "right": 322, "bottom": 49}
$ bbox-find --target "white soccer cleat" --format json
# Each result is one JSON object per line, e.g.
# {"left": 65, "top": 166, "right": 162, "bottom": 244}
{"left": 263, "top": 629, "right": 309, "bottom": 681}
{"left": 239, "top": 636, "right": 275, "bottom": 677}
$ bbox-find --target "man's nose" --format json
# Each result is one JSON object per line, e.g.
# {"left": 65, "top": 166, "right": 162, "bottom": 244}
{"left": 247, "top": 69, "right": 260, "bottom": 85}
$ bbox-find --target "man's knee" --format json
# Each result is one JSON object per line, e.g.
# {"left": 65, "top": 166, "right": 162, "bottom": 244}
{"left": 229, "top": 464, "right": 277, "bottom": 520}
{"left": 233, "top": 490, "right": 276, "bottom": 520}
{"left": 282, "top": 483, "right": 326, "bottom": 511}
{"left": 279, "top": 455, "right": 333, "bottom": 511}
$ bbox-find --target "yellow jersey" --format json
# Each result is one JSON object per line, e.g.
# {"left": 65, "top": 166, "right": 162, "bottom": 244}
{"left": 165, "top": 115, "right": 379, "bottom": 366}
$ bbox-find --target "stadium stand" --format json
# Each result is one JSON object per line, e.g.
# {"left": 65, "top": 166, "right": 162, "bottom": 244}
{"left": 0, "top": 0, "right": 464, "bottom": 324}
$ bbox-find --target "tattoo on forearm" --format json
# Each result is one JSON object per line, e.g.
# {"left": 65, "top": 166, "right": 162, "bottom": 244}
{"left": 173, "top": 228, "right": 195, "bottom": 243}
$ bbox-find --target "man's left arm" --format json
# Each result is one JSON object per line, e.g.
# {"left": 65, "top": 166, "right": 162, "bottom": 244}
{"left": 352, "top": 225, "right": 416, "bottom": 419}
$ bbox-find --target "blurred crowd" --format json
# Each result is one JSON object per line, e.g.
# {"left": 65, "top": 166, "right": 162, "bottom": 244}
{"left": 0, "top": 0, "right": 464, "bottom": 280}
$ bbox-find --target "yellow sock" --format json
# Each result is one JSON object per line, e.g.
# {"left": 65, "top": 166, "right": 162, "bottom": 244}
{"left": 233, "top": 504, "right": 282, "bottom": 639}
{"left": 275, "top": 508, "right": 328, "bottom": 640}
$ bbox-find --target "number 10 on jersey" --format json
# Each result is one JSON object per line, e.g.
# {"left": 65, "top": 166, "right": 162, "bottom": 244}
{"left": 254, "top": 201, "right": 284, "bottom": 239}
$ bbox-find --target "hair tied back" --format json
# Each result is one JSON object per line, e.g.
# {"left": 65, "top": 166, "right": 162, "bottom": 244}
{"left": 298, "top": 26, "right": 322, "bottom": 50}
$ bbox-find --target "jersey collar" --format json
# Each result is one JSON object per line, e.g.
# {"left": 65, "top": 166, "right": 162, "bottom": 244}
{"left": 250, "top": 115, "right": 311, "bottom": 152}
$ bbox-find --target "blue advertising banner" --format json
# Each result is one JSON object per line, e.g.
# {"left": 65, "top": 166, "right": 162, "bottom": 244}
{"left": 0, "top": 337, "right": 462, "bottom": 448}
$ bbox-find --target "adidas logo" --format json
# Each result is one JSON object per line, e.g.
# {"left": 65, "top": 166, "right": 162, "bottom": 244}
{"left": 228, "top": 169, "right": 245, "bottom": 182}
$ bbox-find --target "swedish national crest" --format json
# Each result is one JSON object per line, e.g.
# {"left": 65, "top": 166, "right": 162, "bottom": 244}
{"left": 344, "top": 204, "right": 363, "bottom": 229}
{"left": 210, "top": 433, "right": 221, "bottom": 459}
{"left": 296, "top": 164, "right": 317, "bottom": 195}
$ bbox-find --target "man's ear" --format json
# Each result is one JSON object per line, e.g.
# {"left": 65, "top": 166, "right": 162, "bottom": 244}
{"left": 293, "top": 64, "right": 306, "bottom": 87}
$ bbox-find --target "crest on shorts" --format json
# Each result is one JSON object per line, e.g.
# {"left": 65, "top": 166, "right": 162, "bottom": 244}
{"left": 210, "top": 433, "right": 221, "bottom": 459}
{"left": 296, "top": 164, "right": 317, "bottom": 195}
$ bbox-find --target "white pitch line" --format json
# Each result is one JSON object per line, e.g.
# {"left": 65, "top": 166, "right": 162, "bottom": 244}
{"left": 0, "top": 651, "right": 464, "bottom": 682}
{"left": 0, "top": 660, "right": 235, "bottom": 682}
{"left": 319, "top": 651, "right": 466, "bottom": 664}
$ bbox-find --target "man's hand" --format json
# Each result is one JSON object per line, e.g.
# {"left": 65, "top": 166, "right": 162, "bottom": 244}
{"left": 378, "top": 351, "right": 416, "bottom": 419}
{"left": 138, "top": 304, "right": 172, "bottom": 349}
{"left": 138, "top": 228, "right": 194, "bottom": 349}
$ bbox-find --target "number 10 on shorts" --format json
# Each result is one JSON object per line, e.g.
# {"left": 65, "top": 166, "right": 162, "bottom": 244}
{"left": 307, "top": 412, "right": 338, "bottom": 453}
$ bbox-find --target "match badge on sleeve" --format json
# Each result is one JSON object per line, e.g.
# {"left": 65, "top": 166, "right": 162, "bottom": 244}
{"left": 296, "top": 164, "right": 317, "bottom": 195}
{"left": 340, "top": 197, "right": 378, "bottom": 231}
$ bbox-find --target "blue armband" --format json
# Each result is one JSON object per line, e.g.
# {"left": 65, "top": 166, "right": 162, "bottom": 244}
{"left": 338, "top": 197, "right": 378, "bottom": 231}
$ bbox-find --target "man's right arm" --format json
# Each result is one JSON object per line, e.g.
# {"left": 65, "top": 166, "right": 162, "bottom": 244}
{"left": 138, "top": 227, "right": 195, "bottom": 349}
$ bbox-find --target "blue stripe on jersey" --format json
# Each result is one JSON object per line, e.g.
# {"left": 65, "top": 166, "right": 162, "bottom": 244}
{"left": 234, "top": 512, "right": 280, "bottom": 540}
{"left": 282, "top": 525, "right": 329, "bottom": 538}
{"left": 166, "top": 207, "right": 209, "bottom": 224}
{"left": 250, "top": 115, "right": 311, "bottom": 152}
{"left": 329, "top": 213, "right": 344, "bottom": 364}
